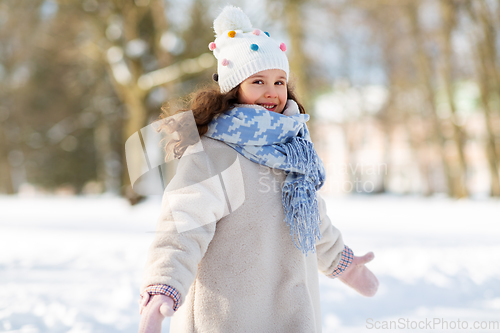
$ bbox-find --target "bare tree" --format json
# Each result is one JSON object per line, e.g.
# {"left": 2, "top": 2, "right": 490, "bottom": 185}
{"left": 404, "top": 2, "right": 466, "bottom": 198}
{"left": 268, "top": 0, "right": 312, "bottom": 112}
{"left": 438, "top": 0, "right": 468, "bottom": 197}
{"left": 0, "top": 0, "right": 46, "bottom": 193}
{"left": 54, "top": 0, "right": 216, "bottom": 200}
{"left": 463, "top": 0, "right": 500, "bottom": 196}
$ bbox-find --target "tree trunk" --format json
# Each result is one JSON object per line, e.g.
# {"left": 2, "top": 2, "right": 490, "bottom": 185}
{"left": 120, "top": 87, "right": 148, "bottom": 195}
{"left": 282, "top": 0, "right": 311, "bottom": 112}
{"left": 476, "top": 71, "right": 500, "bottom": 197}
{"left": 150, "top": 0, "right": 171, "bottom": 68}
{"left": 464, "top": 1, "right": 500, "bottom": 196}
{"left": 476, "top": 0, "right": 500, "bottom": 164}
{"left": 438, "top": 0, "right": 468, "bottom": 198}
{"left": 0, "top": 130, "right": 14, "bottom": 194}
{"left": 405, "top": 3, "right": 457, "bottom": 197}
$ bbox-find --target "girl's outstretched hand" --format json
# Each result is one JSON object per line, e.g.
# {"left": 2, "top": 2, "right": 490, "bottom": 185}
{"left": 338, "top": 252, "right": 379, "bottom": 297}
{"left": 138, "top": 292, "right": 175, "bottom": 333}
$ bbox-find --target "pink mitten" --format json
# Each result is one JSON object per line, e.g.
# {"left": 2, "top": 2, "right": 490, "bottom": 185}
{"left": 338, "top": 252, "right": 379, "bottom": 297}
{"left": 138, "top": 292, "right": 175, "bottom": 333}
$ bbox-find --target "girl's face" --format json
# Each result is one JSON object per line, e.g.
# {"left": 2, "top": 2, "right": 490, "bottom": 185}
{"left": 238, "top": 69, "right": 288, "bottom": 114}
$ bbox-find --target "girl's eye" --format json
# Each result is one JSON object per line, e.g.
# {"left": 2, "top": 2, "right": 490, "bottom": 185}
{"left": 253, "top": 80, "right": 264, "bottom": 84}
{"left": 275, "top": 81, "right": 285, "bottom": 85}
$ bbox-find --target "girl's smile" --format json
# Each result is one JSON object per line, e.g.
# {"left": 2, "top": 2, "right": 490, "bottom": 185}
{"left": 238, "top": 69, "right": 288, "bottom": 114}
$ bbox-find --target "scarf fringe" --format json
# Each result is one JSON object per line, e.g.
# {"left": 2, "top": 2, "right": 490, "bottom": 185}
{"left": 282, "top": 181, "right": 321, "bottom": 255}
{"left": 279, "top": 137, "right": 325, "bottom": 255}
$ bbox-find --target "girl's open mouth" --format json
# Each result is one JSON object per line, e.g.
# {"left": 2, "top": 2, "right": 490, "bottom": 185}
{"left": 259, "top": 104, "right": 277, "bottom": 112}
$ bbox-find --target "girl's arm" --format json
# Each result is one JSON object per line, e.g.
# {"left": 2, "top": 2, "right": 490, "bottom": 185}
{"left": 315, "top": 193, "right": 379, "bottom": 297}
{"left": 315, "top": 193, "right": 348, "bottom": 275}
{"left": 140, "top": 144, "right": 227, "bottom": 315}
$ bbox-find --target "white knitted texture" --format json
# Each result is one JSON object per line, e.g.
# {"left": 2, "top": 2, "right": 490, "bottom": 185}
{"left": 213, "top": 5, "right": 252, "bottom": 37}
{"left": 213, "top": 30, "right": 289, "bottom": 93}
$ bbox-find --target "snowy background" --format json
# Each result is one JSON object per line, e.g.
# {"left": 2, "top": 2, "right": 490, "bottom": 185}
{"left": 1, "top": 194, "right": 499, "bottom": 332}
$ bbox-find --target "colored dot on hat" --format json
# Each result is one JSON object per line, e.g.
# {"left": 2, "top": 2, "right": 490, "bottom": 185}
{"left": 280, "top": 43, "right": 286, "bottom": 52}
{"left": 208, "top": 42, "right": 216, "bottom": 51}
{"left": 221, "top": 58, "right": 229, "bottom": 66}
{"left": 264, "top": 31, "right": 270, "bottom": 37}
{"left": 228, "top": 30, "right": 236, "bottom": 38}
{"left": 252, "top": 29, "right": 260, "bottom": 35}
{"left": 250, "top": 44, "right": 259, "bottom": 51}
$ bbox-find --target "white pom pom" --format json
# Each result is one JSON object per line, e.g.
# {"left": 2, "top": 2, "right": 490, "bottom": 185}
{"left": 213, "top": 6, "right": 253, "bottom": 37}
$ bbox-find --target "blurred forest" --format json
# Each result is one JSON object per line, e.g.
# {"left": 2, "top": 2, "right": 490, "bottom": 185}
{"left": 0, "top": 0, "right": 499, "bottom": 199}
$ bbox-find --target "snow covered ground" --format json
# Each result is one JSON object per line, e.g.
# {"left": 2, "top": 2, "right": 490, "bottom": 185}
{"left": 1, "top": 194, "right": 499, "bottom": 332}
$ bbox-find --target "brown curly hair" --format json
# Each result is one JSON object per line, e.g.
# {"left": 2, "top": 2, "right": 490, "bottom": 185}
{"left": 158, "top": 83, "right": 306, "bottom": 160}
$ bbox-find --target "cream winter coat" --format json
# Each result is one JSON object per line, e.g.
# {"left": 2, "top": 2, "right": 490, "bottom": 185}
{"left": 141, "top": 136, "right": 345, "bottom": 332}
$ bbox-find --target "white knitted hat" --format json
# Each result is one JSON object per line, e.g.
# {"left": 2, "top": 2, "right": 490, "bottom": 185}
{"left": 209, "top": 6, "right": 289, "bottom": 93}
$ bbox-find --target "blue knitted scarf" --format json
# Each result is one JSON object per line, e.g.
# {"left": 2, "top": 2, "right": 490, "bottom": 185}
{"left": 205, "top": 100, "right": 325, "bottom": 255}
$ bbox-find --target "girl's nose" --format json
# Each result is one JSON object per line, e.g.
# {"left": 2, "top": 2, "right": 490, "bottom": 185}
{"left": 264, "top": 85, "right": 278, "bottom": 98}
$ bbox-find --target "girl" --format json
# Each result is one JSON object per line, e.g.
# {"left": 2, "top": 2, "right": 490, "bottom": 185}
{"left": 139, "top": 6, "right": 378, "bottom": 333}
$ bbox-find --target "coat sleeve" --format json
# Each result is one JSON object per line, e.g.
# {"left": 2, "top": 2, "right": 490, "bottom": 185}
{"left": 140, "top": 144, "right": 228, "bottom": 307}
{"left": 143, "top": 284, "right": 181, "bottom": 311}
{"left": 315, "top": 193, "right": 349, "bottom": 276}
